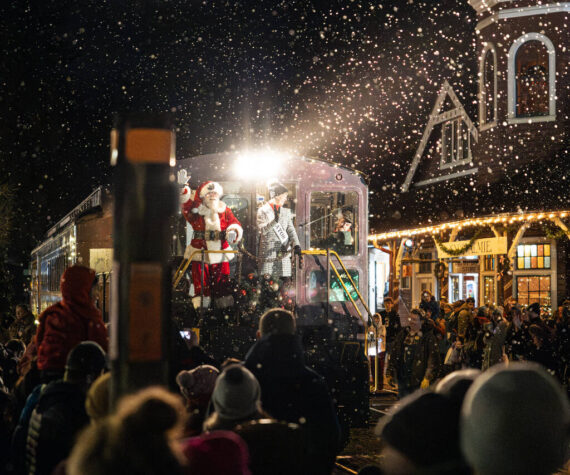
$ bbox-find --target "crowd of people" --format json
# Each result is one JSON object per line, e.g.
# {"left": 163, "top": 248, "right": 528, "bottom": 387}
{"left": 370, "top": 290, "right": 569, "bottom": 399}
{"left": 0, "top": 265, "right": 568, "bottom": 474}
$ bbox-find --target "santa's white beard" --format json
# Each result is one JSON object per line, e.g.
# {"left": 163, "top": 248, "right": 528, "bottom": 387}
{"left": 204, "top": 196, "right": 220, "bottom": 210}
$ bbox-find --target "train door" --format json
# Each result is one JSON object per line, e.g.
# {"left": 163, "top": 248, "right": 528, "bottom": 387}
{"left": 301, "top": 187, "right": 367, "bottom": 323}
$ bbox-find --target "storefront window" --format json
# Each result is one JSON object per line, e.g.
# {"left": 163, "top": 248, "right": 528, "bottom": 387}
{"left": 308, "top": 269, "right": 359, "bottom": 303}
{"left": 483, "top": 275, "right": 496, "bottom": 306}
{"left": 516, "top": 275, "right": 551, "bottom": 307}
{"left": 309, "top": 191, "right": 358, "bottom": 255}
{"left": 516, "top": 244, "right": 550, "bottom": 270}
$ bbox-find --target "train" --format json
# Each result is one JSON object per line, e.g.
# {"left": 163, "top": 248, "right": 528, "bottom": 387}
{"left": 30, "top": 152, "right": 377, "bottom": 426}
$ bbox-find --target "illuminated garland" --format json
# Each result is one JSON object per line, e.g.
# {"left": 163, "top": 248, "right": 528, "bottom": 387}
{"left": 432, "top": 229, "right": 484, "bottom": 257}
{"left": 543, "top": 224, "right": 569, "bottom": 240}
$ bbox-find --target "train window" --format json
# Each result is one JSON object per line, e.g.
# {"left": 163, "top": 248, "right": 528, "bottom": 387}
{"left": 309, "top": 191, "right": 358, "bottom": 255}
{"left": 308, "top": 269, "right": 359, "bottom": 303}
{"left": 220, "top": 182, "right": 252, "bottom": 227}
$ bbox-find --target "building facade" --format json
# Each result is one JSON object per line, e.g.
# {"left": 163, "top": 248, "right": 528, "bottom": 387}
{"left": 373, "top": 1, "right": 570, "bottom": 314}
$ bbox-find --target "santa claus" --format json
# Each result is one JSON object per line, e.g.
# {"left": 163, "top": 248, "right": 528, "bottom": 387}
{"left": 181, "top": 180, "right": 243, "bottom": 309}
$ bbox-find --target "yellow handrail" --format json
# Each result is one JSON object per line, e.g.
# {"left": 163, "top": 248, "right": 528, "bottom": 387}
{"left": 302, "top": 249, "right": 373, "bottom": 321}
{"left": 173, "top": 249, "right": 239, "bottom": 289}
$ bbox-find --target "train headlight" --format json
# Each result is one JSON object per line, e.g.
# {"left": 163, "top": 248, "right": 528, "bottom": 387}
{"left": 233, "top": 149, "right": 288, "bottom": 181}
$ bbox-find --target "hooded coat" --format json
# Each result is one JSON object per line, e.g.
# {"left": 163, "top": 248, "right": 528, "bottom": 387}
{"left": 35, "top": 266, "right": 108, "bottom": 372}
{"left": 244, "top": 333, "right": 340, "bottom": 475}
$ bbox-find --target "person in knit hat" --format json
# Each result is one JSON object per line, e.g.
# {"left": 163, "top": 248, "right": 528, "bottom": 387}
{"left": 203, "top": 364, "right": 266, "bottom": 432}
{"left": 176, "top": 365, "right": 219, "bottom": 437}
{"left": 85, "top": 371, "right": 111, "bottom": 423}
{"left": 181, "top": 181, "right": 243, "bottom": 310}
{"left": 182, "top": 430, "right": 251, "bottom": 475}
{"left": 461, "top": 362, "right": 570, "bottom": 475}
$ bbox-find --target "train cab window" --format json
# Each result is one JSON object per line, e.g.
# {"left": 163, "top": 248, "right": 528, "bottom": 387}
{"left": 308, "top": 269, "right": 359, "bottom": 303}
{"left": 309, "top": 191, "right": 358, "bottom": 255}
{"left": 220, "top": 182, "right": 252, "bottom": 228}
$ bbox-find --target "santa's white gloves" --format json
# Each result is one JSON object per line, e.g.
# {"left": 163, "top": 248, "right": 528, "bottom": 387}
{"left": 227, "top": 230, "right": 238, "bottom": 244}
{"left": 184, "top": 245, "right": 194, "bottom": 260}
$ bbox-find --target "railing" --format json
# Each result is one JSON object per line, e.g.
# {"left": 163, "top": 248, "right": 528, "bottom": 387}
{"left": 173, "top": 247, "right": 383, "bottom": 390}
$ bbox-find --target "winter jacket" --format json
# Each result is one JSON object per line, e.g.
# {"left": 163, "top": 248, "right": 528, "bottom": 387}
{"left": 183, "top": 200, "right": 243, "bottom": 265}
{"left": 456, "top": 304, "right": 474, "bottom": 339}
{"left": 35, "top": 266, "right": 108, "bottom": 372}
{"left": 257, "top": 202, "right": 300, "bottom": 278}
{"left": 25, "top": 380, "right": 89, "bottom": 475}
{"left": 8, "top": 313, "right": 36, "bottom": 345}
{"left": 482, "top": 319, "right": 509, "bottom": 370}
{"left": 380, "top": 309, "right": 401, "bottom": 343}
{"left": 420, "top": 297, "right": 440, "bottom": 320}
{"left": 244, "top": 333, "right": 340, "bottom": 475}
{"left": 389, "top": 326, "right": 440, "bottom": 392}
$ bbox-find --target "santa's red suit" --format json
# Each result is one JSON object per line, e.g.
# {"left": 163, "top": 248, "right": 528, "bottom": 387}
{"left": 181, "top": 181, "right": 243, "bottom": 309}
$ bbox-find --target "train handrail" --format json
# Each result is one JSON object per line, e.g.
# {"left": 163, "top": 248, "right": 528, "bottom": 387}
{"left": 172, "top": 249, "right": 239, "bottom": 289}
{"left": 302, "top": 249, "right": 373, "bottom": 323}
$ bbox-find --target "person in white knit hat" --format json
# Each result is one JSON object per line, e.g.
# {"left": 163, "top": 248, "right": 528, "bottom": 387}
{"left": 203, "top": 364, "right": 266, "bottom": 432}
{"left": 460, "top": 362, "right": 569, "bottom": 475}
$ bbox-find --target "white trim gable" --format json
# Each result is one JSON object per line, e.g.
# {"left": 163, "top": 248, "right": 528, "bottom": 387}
{"left": 401, "top": 81, "right": 478, "bottom": 192}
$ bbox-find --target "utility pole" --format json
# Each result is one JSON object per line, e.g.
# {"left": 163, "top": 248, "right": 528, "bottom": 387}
{"left": 110, "top": 113, "right": 177, "bottom": 404}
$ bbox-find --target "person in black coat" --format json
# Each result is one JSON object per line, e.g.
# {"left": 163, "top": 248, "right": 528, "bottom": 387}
{"left": 21, "top": 342, "right": 107, "bottom": 475}
{"left": 244, "top": 308, "right": 341, "bottom": 475}
{"left": 419, "top": 290, "right": 439, "bottom": 320}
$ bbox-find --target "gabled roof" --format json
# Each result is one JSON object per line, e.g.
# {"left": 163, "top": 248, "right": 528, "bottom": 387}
{"left": 401, "top": 80, "right": 478, "bottom": 192}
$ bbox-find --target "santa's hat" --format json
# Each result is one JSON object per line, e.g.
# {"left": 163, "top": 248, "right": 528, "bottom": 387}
{"left": 198, "top": 181, "right": 223, "bottom": 198}
{"left": 190, "top": 181, "right": 224, "bottom": 213}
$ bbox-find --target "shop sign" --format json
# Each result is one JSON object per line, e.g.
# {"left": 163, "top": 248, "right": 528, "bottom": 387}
{"left": 436, "top": 236, "right": 507, "bottom": 259}
{"left": 452, "top": 262, "right": 480, "bottom": 274}
{"left": 90, "top": 248, "right": 113, "bottom": 274}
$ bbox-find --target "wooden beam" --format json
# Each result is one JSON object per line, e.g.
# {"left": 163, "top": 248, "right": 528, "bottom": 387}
{"left": 508, "top": 223, "right": 529, "bottom": 259}
{"left": 552, "top": 217, "right": 570, "bottom": 238}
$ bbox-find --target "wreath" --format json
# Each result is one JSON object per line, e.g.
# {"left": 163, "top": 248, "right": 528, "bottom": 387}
{"left": 434, "top": 261, "right": 449, "bottom": 280}
{"left": 496, "top": 256, "right": 511, "bottom": 281}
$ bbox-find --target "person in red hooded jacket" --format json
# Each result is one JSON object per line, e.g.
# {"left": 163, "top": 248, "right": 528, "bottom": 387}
{"left": 34, "top": 265, "right": 108, "bottom": 382}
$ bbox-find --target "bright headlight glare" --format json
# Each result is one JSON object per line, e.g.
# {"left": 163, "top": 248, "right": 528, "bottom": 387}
{"left": 233, "top": 149, "right": 289, "bottom": 181}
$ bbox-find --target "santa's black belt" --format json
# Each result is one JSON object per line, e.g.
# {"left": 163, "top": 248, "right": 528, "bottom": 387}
{"left": 194, "top": 230, "right": 227, "bottom": 240}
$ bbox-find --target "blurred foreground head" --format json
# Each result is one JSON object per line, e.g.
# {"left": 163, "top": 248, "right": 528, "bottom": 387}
{"left": 258, "top": 308, "right": 296, "bottom": 336}
{"left": 376, "top": 390, "right": 470, "bottom": 474}
{"left": 182, "top": 430, "right": 250, "bottom": 475}
{"left": 67, "top": 386, "right": 187, "bottom": 475}
{"left": 460, "top": 362, "right": 569, "bottom": 475}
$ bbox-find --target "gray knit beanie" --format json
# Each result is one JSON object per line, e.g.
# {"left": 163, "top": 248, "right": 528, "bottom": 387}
{"left": 211, "top": 365, "right": 261, "bottom": 420}
{"left": 460, "top": 362, "right": 569, "bottom": 475}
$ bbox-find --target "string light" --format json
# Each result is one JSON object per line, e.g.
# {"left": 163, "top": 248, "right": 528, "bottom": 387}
{"left": 369, "top": 209, "right": 570, "bottom": 242}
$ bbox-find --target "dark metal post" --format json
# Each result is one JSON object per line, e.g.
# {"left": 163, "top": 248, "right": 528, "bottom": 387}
{"left": 326, "top": 248, "right": 331, "bottom": 322}
{"left": 110, "top": 113, "right": 177, "bottom": 404}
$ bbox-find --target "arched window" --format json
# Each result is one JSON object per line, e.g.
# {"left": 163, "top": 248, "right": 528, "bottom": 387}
{"left": 508, "top": 34, "right": 555, "bottom": 122}
{"left": 515, "top": 41, "right": 549, "bottom": 117}
{"left": 479, "top": 45, "right": 497, "bottom": 126}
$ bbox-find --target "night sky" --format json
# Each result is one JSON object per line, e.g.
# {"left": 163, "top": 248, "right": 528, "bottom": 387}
{"left": 1, "top": 0, "right": 477, "bottom": 267}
